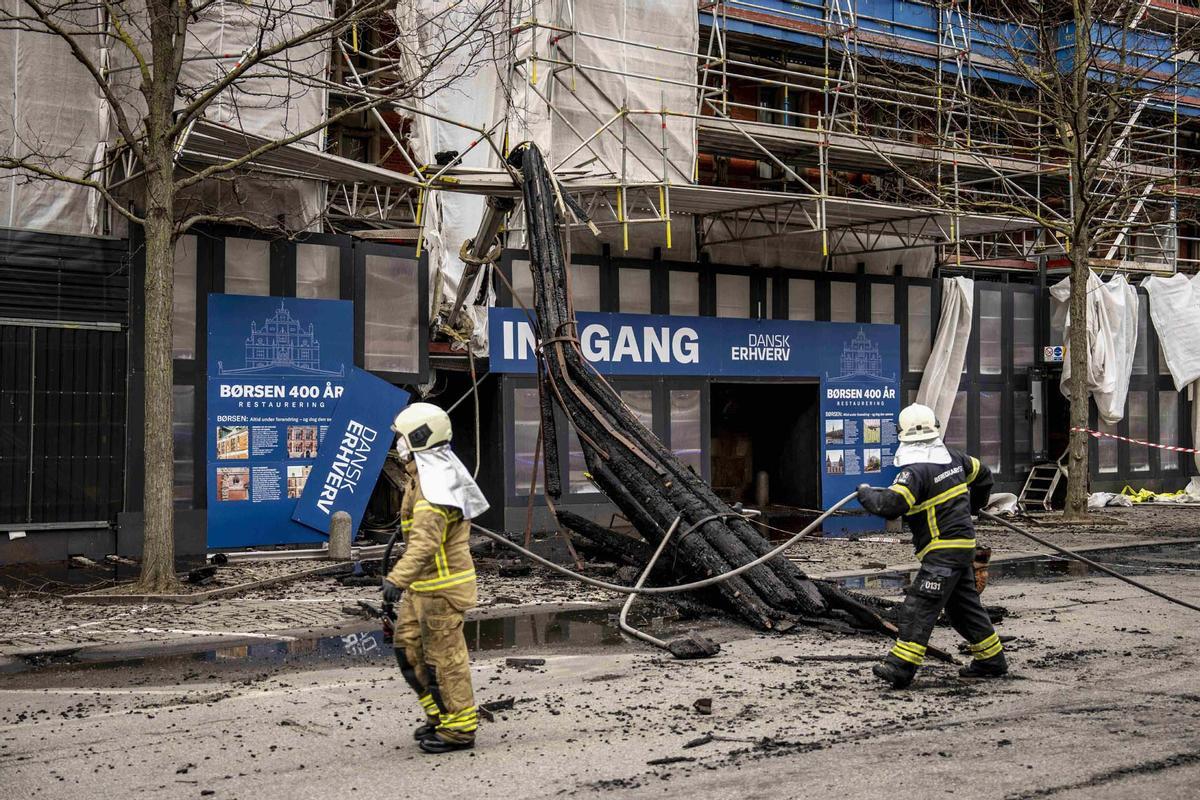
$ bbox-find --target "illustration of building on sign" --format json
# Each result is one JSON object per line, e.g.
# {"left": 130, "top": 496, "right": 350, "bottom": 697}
{"left": 218, "top": 302, "right": 344, "bottom": 377}
{"left": 839, "top": 329, "right": 883, "bottom": 378}
{"left": 246, "top": 305, "right": 320, "bottom": 369}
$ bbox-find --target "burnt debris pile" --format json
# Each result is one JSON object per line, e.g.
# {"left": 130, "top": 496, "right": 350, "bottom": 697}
{"left": 509, "top": 144, "right": 893, "bottom": 633}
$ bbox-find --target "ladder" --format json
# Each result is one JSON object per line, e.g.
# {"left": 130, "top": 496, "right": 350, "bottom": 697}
{"left": 1018, "top": 451, "right": 1067, "bottom": 513}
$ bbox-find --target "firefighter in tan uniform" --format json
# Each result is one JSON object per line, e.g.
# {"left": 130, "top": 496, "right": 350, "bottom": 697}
{"left": 382, "top": 402, "right": 489, "bottom": 753}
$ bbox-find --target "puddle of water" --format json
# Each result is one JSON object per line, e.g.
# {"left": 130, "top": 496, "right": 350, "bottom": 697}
{"left": 11, "top": 608, "right": 660, "bottom": 675}
{"left": 833, "top": 542, "right": 1200, "bottom": 592}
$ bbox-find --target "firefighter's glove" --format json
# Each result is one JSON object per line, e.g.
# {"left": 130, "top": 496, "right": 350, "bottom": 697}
{"left": 856, "top": 484, "right": 907, "bottom": 520}
{"left": 381, "top": 579, "right": 403, "bottom": 604}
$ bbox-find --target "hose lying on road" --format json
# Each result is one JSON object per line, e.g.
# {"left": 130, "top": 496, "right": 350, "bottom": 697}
{"left": 617, "top": 516, "right": 682, "bottom": 654}
{"left": 378, "top": 492, "right": 955, "bottom": 663}
{"left": 466, "top": 493, "right": 858, "bottom": 596}
{"left": 980, "top": 510, "right": 1200, "bottom": 614}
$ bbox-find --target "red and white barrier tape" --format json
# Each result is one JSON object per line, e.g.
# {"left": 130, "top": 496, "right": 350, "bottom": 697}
{"left": 1070, "top": 427, "right": 1199, "bottom": 454}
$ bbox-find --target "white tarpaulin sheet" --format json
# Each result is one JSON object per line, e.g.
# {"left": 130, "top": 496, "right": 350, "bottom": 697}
{"left": 172, "top": 0, "right": 329, "bottom": 230}
{"left": 404, "top": 0, "right": 507, "bottom": 340}
{"left": 507, "top": 0, "right": 697, "bottom": 184}
{"left": 1049, "top": 272, "right": 1138, "bottom": 426}
{"left": 415, "top": 0, "right": 700, "bottom": 349}
{"left": 0, "top": 1, "right": 329, "bottom": 236}
{"left": 916, "top": 276, "right": 973, "bottom": 429}
{"left": 0, "top": 3, "right": 107, "bottom": 235}
{"left": 501, "top": 0, "right": 697, "bottom": 264}
{"left": 1140, "top": 273, "right": 1200, "bottom": 476}
{"left": 1140, "top": 272, "right": 1200, "bottom": 391}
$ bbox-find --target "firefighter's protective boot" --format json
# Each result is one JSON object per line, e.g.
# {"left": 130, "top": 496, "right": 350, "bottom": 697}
{"left": 413, "top": 719, "right": 440, "bottom": 741}
{"left": 873, "top": 657, "right": 917, "bottom": 689}
{"left": 419, "top": 734, "right": 476, "bottom": 754}
{"left": 959, "top": 650, "right": 1008, "bottom": 680}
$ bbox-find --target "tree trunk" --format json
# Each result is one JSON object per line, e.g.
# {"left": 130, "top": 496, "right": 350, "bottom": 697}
{"left": 1060, "top": 0, "right": 1094, "bottom": 521}
{"left": 134, "top": 2, "right": 186, "bottom": 593}
{"left": 135, "top": 153, "right": 181, "bottom": 593}
{"left": 1063, "top": 233, "right": 1092, "bottom": 520}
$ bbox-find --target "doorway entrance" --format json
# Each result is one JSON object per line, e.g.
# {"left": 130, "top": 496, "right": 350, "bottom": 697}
{"left": 709, "top": 381, "right": 821, "bottom": 524}
{"left": 1044, "top": 367, "right": 1071, "bottom": 463}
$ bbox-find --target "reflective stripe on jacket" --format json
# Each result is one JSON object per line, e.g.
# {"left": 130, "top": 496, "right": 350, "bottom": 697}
{"left": 385, "top": 461, "right": 478, "bottom": 609}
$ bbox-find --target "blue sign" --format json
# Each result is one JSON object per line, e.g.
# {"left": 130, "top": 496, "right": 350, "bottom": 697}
{"left": 206, "top": 295, "right": 352, "bottom": 548}
{"left": 489, "top": 308, "right": 901, "bottom": 535}
{"left": 292, "top": 368, "right": 410, "bottom": 535}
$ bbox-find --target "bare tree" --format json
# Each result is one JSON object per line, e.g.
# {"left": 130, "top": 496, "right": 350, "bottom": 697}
{"left": 864, "top": 0, "right": 1198, "bottom": 517}
{"left": 0, "top": 0, "right": 501, "bottom": 591}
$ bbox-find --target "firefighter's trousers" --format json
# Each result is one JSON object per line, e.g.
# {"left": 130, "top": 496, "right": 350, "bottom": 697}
{"left": 393, "top": 592, "right": 477, "bottom": 743}
{"left": 886, "top": 551, "right": 1004, "bottom": 671}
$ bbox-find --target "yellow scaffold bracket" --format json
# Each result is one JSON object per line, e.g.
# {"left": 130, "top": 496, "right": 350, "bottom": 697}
{"left": 658, "top": 185, "right": 672, "bottom": 249}
{"left": 415, "top": 187, "right": 428, "bottom": 258}
{"left": 618, "top": 186, "right": 629, "bottom": 252}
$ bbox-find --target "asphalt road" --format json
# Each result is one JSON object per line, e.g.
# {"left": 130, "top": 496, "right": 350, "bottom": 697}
{"left": 3, "top": 569, "right": 1200, "bottom": 800}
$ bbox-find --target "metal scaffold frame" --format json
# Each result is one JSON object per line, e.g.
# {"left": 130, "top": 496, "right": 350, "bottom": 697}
{"left": 688, "top": 0, "right": 1200, "bottom": 272}
{"left": 153, "top": 0, "right": 1200, "bottom": 274}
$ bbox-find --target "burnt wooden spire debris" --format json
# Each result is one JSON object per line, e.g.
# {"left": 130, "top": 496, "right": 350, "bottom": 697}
{"left": 509, "top": 144, "right": 890, "bottom": 632}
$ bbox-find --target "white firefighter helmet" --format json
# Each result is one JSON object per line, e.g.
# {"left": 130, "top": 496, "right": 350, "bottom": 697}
{"left": 392, "top": 402, "right": 452, "bottom": 456}
{"left": 897, "top": 403, "right": 941, "bottom": 443}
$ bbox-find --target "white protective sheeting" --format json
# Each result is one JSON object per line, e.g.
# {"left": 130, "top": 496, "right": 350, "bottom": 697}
{"left": 404, "top": 1, "right": 507, "bottom": 340}
{"left": 1087, "top": 492, "right": 1134, "bottom": 510}
{"left": 508, "top": 1, "right": 697, "bottom": 184}
{"left": 0, "top": 4, "right": 108, "bottom": 235}
{"left": 1139, "top": 274, "right": 1200, "bottom": 477}
{"left": 983, "top": 493, "right": 1019, "bottom": 514}
{"left": 172, "top": 0, "right": 330, "bottom": 230}
{"left": 1049, "top": 272, "right": 1138, "bottom": 426}
{"left": 415, "top": 1, "right": 700, "bottom": 350}
{"left": 505, "top": 0, "right": 699, "bottom": 264}
{"left": 915, "top": 277, "right": 973, "bottom": 429}
{"left": 0, "top": 1, "right": 330, "bottom": 234}
{"left": 1140, "top": 272, "right": 1200, "bottom": 391}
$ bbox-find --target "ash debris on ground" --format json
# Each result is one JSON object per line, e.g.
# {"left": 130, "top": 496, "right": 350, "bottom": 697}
{"left": 5, "top": 571, "right": 1200, "bottom": 799}
{"left": 3, "top": 505, "right": 1199, "bottom": 663}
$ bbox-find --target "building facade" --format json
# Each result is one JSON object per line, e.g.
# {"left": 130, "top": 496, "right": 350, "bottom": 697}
{"left": 3, "top": 1, "right": 1199, "bottom": 564}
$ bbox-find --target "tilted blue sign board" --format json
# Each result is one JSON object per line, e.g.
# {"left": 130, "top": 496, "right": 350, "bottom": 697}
{"left": 489, "top": 308, "right": 902, "bottom": 534}
{"left": 292, "top": 367, "right": 411, "bottom": 535}
{"left": 207, "top": 295, "right": 353, "bottom": 548}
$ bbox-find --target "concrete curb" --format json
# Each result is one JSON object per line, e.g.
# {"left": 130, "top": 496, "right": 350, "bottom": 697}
{"left": 62, "top": 562, "right": 353, "bottom": 605}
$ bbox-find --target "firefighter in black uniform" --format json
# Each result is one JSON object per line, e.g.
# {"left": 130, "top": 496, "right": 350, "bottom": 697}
{"left": 857, "top": 403, "right": 1008, "bottom": 689}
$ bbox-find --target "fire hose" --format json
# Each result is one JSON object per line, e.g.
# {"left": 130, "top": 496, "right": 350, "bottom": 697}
{"left": 979, "top": 511, "right": 1200, "bottom": 614}
{"left": 373, "top": 493, "right": 1200, "bottom": 667}
{"left": 371, "top": 493, "right": 959, "bottom": 661}
{"left": 465, "top": 493, "right": 858, "bottom": 596}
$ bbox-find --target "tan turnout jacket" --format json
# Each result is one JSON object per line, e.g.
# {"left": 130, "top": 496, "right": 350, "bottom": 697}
{"left": 385, "top": 461, "right": 477, "bottom": 610}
